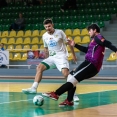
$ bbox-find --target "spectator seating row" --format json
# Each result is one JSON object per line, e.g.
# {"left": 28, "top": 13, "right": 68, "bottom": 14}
{"left": 6, "top": 45, "right": 44, "bottom": 52}
{"left": 0, "top": 21, "right": 105, "bottom": 31}
{"left": 9, "top": 51, "right": 117, "bottom": 61}
{"left": 0, "top": 36, "right": 90, "bottom": 45}
{"left": 0, "top": 29, "right": 89, "bottom": 38}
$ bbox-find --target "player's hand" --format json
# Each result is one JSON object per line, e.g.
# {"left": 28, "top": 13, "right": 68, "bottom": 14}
{"left": 67, "top": 39, "right": 75, "bottom": 47}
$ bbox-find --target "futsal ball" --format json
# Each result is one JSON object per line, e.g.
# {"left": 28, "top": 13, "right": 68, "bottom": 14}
{"left": 33, "top": 95, "right": 44, "bottom": 106}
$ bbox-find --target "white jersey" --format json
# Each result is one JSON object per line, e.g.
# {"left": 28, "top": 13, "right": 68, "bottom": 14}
{"left": 42, "top": 29, "right": 68, "bottom": 57}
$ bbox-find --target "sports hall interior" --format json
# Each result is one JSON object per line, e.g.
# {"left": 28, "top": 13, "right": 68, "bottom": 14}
{"left": 0, "top": 0, "right": 117, "bottom": 117}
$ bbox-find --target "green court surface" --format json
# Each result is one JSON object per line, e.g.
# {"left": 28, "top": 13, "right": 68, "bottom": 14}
{"left": 0, "top": 79, "right": 117, "bottom": 117}
{"left": 0, "top": 90, "right": 117, "bottom": 117}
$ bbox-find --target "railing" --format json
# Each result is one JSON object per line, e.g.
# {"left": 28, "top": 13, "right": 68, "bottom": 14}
{"left": 6, "top": 64, "right": 31, "bottom": 69}
{"left": 101, "top": 65, "right": 117, "bottom": 69}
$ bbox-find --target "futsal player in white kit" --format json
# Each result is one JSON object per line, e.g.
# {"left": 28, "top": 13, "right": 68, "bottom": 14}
{"left": 22, "top": 18, "right": 79, "bottom": 102}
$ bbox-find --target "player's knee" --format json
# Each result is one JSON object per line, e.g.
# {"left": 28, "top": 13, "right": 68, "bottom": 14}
{"left": 62, "top": 69, "right": 69, "bottom": 78}
{"left": 63, "top": 73, "right": 69, "bottom": 78}
{"left": 63, "top": 72, "right": 69, "bottom": 79}
{"left": 67, "top": 74, "right": 78, "bottom": 87}
{"left": 36, "top": 63, "right": 46, "bottom": 72}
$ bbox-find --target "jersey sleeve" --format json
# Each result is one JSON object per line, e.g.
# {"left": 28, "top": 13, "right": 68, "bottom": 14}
{"left": 42, "top": 35, "right": 48, "bottom": 47}
{"left": 61, "top": 30, "right": 67, "bottom": 42}
{"left": 94, "top": 36, "right": 117, "bottom": 52}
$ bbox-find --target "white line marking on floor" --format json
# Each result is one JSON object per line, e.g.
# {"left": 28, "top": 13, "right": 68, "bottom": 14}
{"left": 0, "top": 99, "right": 33, "bottom": 105}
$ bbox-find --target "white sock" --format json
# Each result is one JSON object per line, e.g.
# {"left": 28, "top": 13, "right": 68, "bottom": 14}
{"left": 32, "top": 82, "right": 38, "bottom": 89}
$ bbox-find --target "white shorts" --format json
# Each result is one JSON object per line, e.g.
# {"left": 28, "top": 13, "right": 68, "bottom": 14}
{"left": 41, "top": 55, "right": 69, "bottom": 71}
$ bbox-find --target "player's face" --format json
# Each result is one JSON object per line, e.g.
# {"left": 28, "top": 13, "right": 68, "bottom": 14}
{"left": 44, "top": 23, "right": 54, "bottom": 33}
{"left": 19, "top": 13, "right": 22, "bottom": 18}
{"left": 88, "top": 29, "right": 96, "bottom": 38}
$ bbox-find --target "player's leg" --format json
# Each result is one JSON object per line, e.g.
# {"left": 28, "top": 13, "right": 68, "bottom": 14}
{"left": 42, "top": 56, "right": 79, "bottom": 103}
{"left": 42, "top": 56, "right": 69, "bottom": 97}
{"left": 61, "top": 68, "right": 79, "bottom": 102}
{"left": 54, "top": 55, "right": 78, "bottom": 102}
{"left": 58, "top": 61, "right": 98, "bottom": 107}
{"left": 69, "top": 69, "right": 79, "bottom": 102}
{"left": 22, "top": 57, "right": 54, "bottom": 93}
{"left": 43, "top": 61, "right": 98, "bottom": 106}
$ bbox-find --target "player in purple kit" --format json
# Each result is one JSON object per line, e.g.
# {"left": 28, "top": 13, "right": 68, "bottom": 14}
{"left": 42, "top": 23, "right": 117, "bottom": 107}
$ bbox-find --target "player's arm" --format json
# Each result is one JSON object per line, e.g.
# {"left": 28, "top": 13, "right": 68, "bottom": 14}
{"left": 68, "top": 43, "right": 77, "bottom": 62}
{"left": 67, "top": 39, "right": 88, "bottom": 53}
{"left": 66, "top": 38, "right": 77, "bottom": 60}
{"left": 44, "top": 47, "right": 49, "bottom": 58}
{"left": 74, "top": 43, "right": 88, "bottom": 53}
{"left": 94, "top": 36, "right": 117, "bottom": 52}
{"left": 61, "top": 30, "right": 77, "bottom": 61}
{"left": 42, "top": 36, "right": 49, "bottom": 58}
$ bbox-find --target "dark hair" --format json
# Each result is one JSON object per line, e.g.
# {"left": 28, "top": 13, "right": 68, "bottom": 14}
{"left": 43, "top": 18, "right": 53, "bottom": 25}
{"left": 87, "top": 23, "right": 100, "bottom": 33}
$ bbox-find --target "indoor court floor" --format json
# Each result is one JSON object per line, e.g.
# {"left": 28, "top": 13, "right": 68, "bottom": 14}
{"left": 0, "top": 78, "right": 117, "bottom": 117}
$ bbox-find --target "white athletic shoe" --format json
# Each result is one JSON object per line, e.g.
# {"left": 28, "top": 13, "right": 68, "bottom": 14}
{"left": 22, "top": 88, "right": 37, "bottom": 94}
{"left": 73, "top": 95, "right": 79, "bottom": 102}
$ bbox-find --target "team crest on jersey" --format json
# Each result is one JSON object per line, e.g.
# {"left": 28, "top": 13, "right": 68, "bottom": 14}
{"left": 48, "top": 40, "right": 57, "bottom": 47}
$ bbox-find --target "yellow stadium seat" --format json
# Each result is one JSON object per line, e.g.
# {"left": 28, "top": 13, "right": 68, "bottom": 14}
{"left": 13, "top": 45, "right": 22, "bottom": 52}
{"left": 23, "top": 37, "right": 31, "bottom": 44}
{"left": 32, "top": 30, "right": 39, "bottom": 37}
{"left": 0, "top": 38, "right": 7, "bottom": 44}
{"left": 31, "top": 37, "right": 39, "bottom": 44}
{"left": 8, "top": 31, "right": 16, "bottom": 37}
{"left": 7, "top": 45, "right": 14, "bottom": 52}
{"left": 4, "top": 45, "right": 6, "bottom": 49}
{"left": 80, "top": 28, "right": 89, "bottom": 36}
{"left": 7, "top": 38, "right": 15, "bottom": 44}
{"left": 107, "top": 52, "right": 117, "bottom": 61}
{"left": 31, "top": 45, "right": 38, "bottom": 51}
{"left": 13, "top": 53, "right": 21, "bottom": 60}
{"left": 39, "top": 39, "right": 43, "bottom": 45}
{"left": 74, "top": 36, "right": 81, "bottom": 44}
{"left": 24, "top": 30, "right": 32, "bottom": 37}
{"left": 0, "top": 31, "right": 9, "bottom": 37}
{"left": 39, "top": 30, "right": 46, "bottom": 37}
{"left": 65, "top": 29, "right": 72, "bottom": 36}
{"left": 39, "top": 45, "right": 44, "bottom": 50}
{"left": 72, "top": 29, "right": 80, "bottom": 36}
{"left": 9, "top": 53, "right": 13, "bottom": 60}
{"left": 22, "top": 45, "right": 30, "bottom": 52}
{"left": 67, "top": 36, "right": 73, "bottom": 40}
{"left": 15, "top": 38, "right": 23, "bottom": 44}
{"left": 74, "top": 48, "right": 80, "bottom": 52}
{"left": 81, "top": 36, "right": 90, "bottom": 44}
{"left": 68, "top": 53, "right": 73, "bottom": 61}
{"left": 21, "top": 53, "right": 27, "bottom": 61}
{"left": 16, "top": 31, "right": 24, "bottom": 37}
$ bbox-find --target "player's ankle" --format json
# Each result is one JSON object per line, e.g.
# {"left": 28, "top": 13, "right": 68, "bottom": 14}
{"left": 32, "top": 82, "right": 38, "bottom": 89}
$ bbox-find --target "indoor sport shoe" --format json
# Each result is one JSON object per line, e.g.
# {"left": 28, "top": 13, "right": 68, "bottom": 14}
{"left": 59, "top": 99, "right": 73, "bottom": 107}
{"left": 73, "top": 95, "right": 79, "bottom": 102}
{"left": 22, "top": 88, "right": 37, "bottom": 94}
{"left": 42, "top": 92, "right": 59, "bottom": 100}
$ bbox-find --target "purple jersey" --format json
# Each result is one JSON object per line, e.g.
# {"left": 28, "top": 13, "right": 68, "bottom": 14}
{"left": 85, "top": 34, "right": 105, "bottom": 71}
